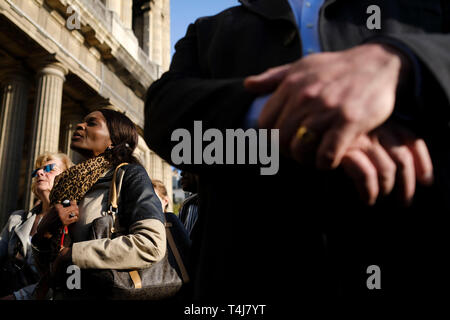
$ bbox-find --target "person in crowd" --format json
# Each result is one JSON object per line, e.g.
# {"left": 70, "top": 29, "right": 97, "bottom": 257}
{"left": 152, "top": 178, "right": 190, "bottom": 241}
{"left": 31, "top": 109, "right": 166, "bottom": 299}
{"left": 152, "top": 179, "right": 171, "bottom": 213}
{"left": 0, "top": 152, "right": 72, "bottom": 300}
{"left": 144, "top": 0, "right": 450, "bottom": 302}
{"left": 152, "top": 179, "right": 192, "bottom": 300}
{"left": 178, "top": 171, "right": 199, "bottom": 239}
{"left": 152, "top": 179, "right": 191, "bottom": 240}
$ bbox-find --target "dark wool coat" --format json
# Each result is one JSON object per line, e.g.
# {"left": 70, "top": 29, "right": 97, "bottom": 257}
{"left": 145, "top": 0, "right": 450, "bottom": 304}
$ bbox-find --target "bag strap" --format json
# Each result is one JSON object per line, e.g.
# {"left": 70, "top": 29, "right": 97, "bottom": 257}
{"left": 165, "top": 222, "right": 190, "bottom": 283}
{"left": 107, "top": 163, "right": 128, "bottom": 233}
{"left": 108, "top": 162, "right": 129, "bottom": 210}
{"left": 129, "top": 223, "right": 189, "bottom": 289}
{"left": 108, "top": 163, "right": 190, "bottom": 287}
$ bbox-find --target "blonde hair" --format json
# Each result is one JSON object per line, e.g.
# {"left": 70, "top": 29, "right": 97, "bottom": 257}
{"left": 152, "top": 179, "right": 169, "bottom": 211}
{"left": 152, "top": 179, "right": 168, "bottom": 197}
{"left": 31, "top": 152, "right": 73, "bottom": 196}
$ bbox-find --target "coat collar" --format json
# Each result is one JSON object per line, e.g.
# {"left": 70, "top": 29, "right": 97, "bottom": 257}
{"left": 239, "top": 0, "right": 339, "bottom": 25}
{"left": 239, "top": 0, "right": 296, "bottom": 26}
{"left": 13, "top": 211, "right": 36, "bottom": 257}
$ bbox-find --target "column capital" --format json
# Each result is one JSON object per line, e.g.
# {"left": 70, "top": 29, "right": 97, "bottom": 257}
{"left": 28, "top": 54, "right": 69, "bottom": 79}
{"left": 37, "top": 62, "right": 69, "bottom": 80}
{"left": 0, "top": 60, "right": 30, "bottom": 85}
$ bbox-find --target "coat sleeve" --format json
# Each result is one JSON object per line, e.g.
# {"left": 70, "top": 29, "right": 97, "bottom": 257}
{"left": 71, "top": 165, "right": 167, "bottom": 270}
{"left": 375, "top": 33, "right": 450, "bottom": 120}
{"left": 0, "top": 222, "right": 9, "bottom": 263}
{"left": 71, "top": 219, "right": 166, "bottom": 269}
{"left": 144, "top": 20, "right": 256, "bottom": 173}
{"left": 0, "top": 211, "right": 24, "bottom": 263}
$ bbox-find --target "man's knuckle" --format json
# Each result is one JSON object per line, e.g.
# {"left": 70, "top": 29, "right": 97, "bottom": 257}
{"left": 302, "top": 85, "right": 320, "bottom": 99}
{"left": 319, "top": 94, "right": 337, "bottom": 109}
{"left": 284, "top": 74, "right": 300, "bottom": 86}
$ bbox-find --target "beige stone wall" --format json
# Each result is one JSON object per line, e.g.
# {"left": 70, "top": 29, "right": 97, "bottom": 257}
{"left": 0, "top": 0, "right": 172, "bottom": 224}
{"left": 161, "top": 0, "right": 171, "bottom": 72}
{"left": 135, "top": 135, "right": 173, "bottom": 212}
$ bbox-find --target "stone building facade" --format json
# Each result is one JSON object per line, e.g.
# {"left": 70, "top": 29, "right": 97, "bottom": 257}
{"left": 0, "top": 0, "right": 173, "bottom": 227}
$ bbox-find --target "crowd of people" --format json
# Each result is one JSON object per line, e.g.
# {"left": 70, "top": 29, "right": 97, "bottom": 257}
{"left": 0, "top": 109, "right": 198, "bottom": 300}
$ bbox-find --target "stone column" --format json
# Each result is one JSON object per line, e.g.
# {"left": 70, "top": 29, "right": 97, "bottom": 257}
{"left": 144, "top": 149, "right": 151, "bottom": 177}
{"left": 156, "top": 155, "right": 164, "bottom": 181}
{"left": 151, "top": 0, "right": 163, "bottom": 66}
{"left": 0, "top": 64, "right": 30, "bottom": 226}
{"left": 121, "top": 0, "right": 133, "bottom": 29}
{"left": 161, "top": 0, "right": 171, "bottom": 72}
{"left": 148, "top": 150, "right": 155, "bottom": 178}
{"left": 60, "top": 110, "right": 83, "bottom": 164}
{"left": 25, "top": 61, "right": 68, "bottom": 210}
{"left": 149, "top": 150, "right": 162, "bottom": 181}
{"left": 141, "top": 1, "right": 152, "bottom": 59}
{"left": 136, "top": 135, "right": 151, "bottom": 174}
{"left": 162, "top": 161, "right": 173, "bottom": 211}
{"left": 141, "top": 0, "right": 162, "bottom": 65}
{"left": 30, "top": 62, "right": 68, "bottom": 158}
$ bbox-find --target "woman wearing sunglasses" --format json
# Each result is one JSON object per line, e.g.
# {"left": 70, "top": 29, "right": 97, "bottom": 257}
{"left": 31, "top": 109, "right": 166, "bottom": 299}
{"left": 0, "top": 152, "right": 72, "bottom": 300}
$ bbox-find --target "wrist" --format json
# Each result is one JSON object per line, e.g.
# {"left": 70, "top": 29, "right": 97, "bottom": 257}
{"left": 389, "top": 45, "right": 411, "bottom": 78}
{"left": 371, "top": 43, "right": 412, "bottom": 84}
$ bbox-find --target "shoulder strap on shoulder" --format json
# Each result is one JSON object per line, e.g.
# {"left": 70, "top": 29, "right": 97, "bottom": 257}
{"left": 108, "top": 163, "right": 129, "bottom": 210}
{"left": 107, "top": 163, "right": 128, "bottom": 234}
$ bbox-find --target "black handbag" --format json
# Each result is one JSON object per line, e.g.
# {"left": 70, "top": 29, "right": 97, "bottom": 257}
{"left": 81, "top": 163, "right": 190, "bottom": 300}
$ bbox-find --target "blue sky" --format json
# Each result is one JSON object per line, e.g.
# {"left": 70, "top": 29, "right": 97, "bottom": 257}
{"left": 170, "top": 0, "right": 239, "bottom": 56}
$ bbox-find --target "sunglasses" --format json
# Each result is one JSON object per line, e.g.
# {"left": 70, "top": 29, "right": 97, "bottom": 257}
{"left": 31, "top": 163, "right": 56, "bottom": 178}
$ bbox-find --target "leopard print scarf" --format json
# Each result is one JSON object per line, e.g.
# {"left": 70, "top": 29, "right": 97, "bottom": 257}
{"left": 50, "top": 154, "right": 112, "bottom": 204}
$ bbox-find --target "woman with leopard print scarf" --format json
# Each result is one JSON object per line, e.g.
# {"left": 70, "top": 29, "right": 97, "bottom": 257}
{"left": 31, "top": 109, "right": 166, "bottom": 299}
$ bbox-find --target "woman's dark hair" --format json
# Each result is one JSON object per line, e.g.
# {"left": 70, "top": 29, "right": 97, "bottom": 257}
{"left": 97, "top": 108, "right": 141, "bottom": 166}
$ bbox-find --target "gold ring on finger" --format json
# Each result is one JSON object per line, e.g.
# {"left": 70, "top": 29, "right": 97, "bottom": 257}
{"left": 296, "top": 125, "right": 316, "bottom": 145}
